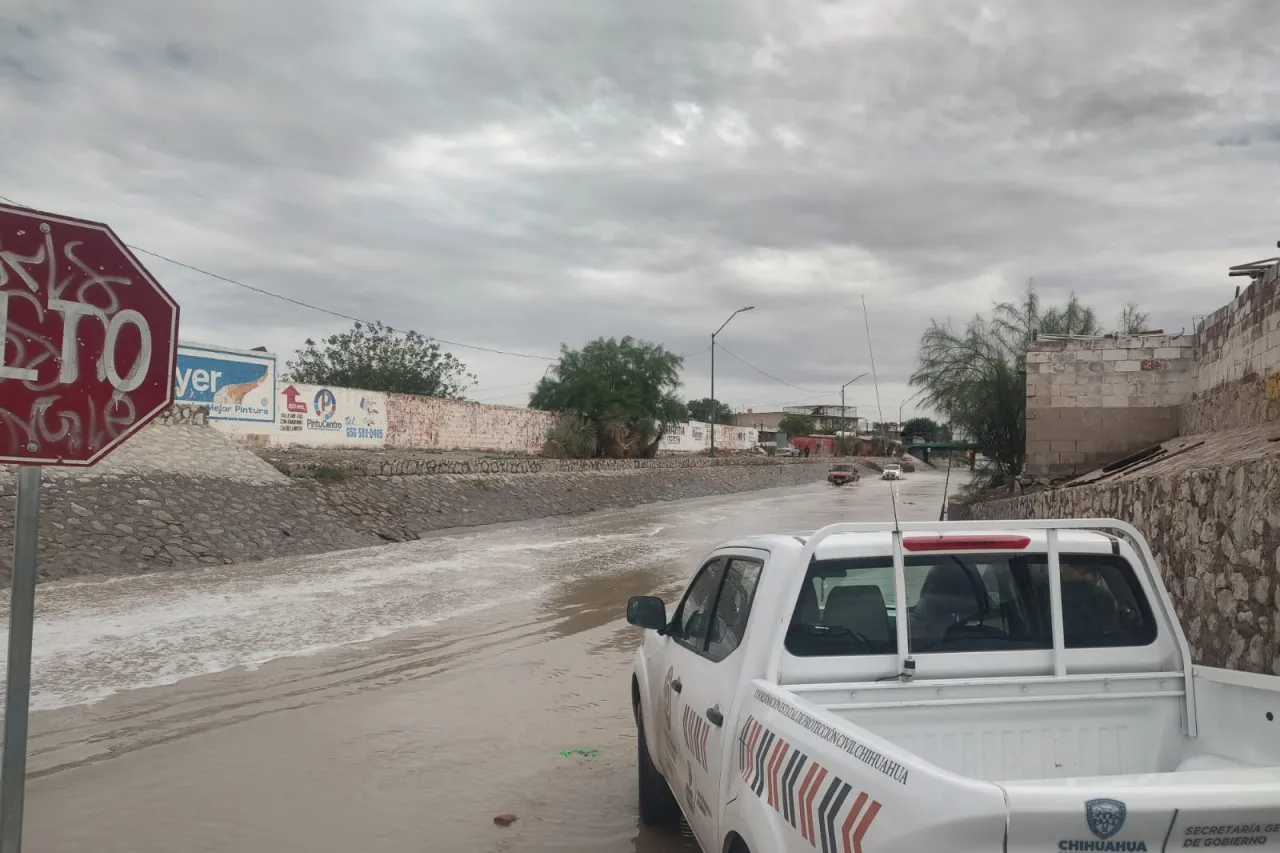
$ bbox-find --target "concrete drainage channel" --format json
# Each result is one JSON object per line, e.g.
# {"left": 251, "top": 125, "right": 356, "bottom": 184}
{"left": 293, "top": 458, "right": 847, "bottom": 543}
{"left": 2, "top": 425, "right": 896, "bottom": 582}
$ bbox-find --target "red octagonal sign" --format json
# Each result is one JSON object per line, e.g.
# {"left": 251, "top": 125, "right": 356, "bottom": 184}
{"left": 0, "top": 204, "right": 179, "bottom": 466}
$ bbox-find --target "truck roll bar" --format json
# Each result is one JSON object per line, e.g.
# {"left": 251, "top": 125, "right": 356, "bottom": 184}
{"left": 762, "top": 519, "right": 1196, "bottom": 736}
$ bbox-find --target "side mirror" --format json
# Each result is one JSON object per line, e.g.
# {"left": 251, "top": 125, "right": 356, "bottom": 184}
{"left": 627, "top": 596, "right": 667, "bottom": 631}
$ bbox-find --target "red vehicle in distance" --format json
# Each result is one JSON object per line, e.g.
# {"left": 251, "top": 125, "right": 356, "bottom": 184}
{"left": 827, "top": 462, "right": 859, "bottom": 486}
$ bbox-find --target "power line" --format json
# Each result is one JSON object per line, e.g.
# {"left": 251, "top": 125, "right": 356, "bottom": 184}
{"left": 0, "top": 192, "right": 559, "bottom": 362}
{"left": 736, "top": 392, "right": 843, "bottom": 411}
{"left": 715, "top": 344, "right": 823, "bottom": 394}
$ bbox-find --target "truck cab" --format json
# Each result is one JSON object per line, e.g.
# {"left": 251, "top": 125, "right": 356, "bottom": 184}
{"left": 627, "top": 520, "right": 1280, "bottom": 853}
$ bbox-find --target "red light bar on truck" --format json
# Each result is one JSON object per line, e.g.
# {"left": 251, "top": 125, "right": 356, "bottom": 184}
{"left": 901, "top": 534, "right": 1032, "bottom": 552}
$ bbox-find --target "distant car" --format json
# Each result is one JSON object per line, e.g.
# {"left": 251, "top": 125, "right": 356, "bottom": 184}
{"left": 827, "top": 463, "right": 859, "bottom": 486}
{"left": 881, "top": 464, "right": 903, "bottom": 480}
{"left": 774, "top": 446, "right": 800, "bottom": 457}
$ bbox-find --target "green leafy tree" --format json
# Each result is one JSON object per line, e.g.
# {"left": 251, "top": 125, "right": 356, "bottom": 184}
{"left": 530, "top": 336, "right": 687, "bottom": 459}
{"left": 687, "top": 397, "right": 734, "bottom": 425}
{"left": 910, "top": 280, "right": 1106, "bottom": 485}
{"left": 901, "top": 417, "right": 943, "bottom": 442}
{"left": 777, "top": 414, "right": 815, "bottom": 436}
{"left": 286, "top": 321, "right": 474, "bottom": 398}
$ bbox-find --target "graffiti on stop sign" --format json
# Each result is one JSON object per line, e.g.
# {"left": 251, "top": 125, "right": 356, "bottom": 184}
{"left": 0, "top": 205, "right": 179, "bottom": 465}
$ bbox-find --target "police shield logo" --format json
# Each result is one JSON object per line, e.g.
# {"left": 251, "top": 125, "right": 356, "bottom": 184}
{"left": 1085, "top": 798, "right": 1127, "bottom": 840}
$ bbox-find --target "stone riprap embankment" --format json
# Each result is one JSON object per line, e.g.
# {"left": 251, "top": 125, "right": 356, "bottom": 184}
{"left": 0, "top": 422, "right": 378, "bottom": 583}
{"left": 1, "top": 416, "right": 874, "bottom": 583}
{"left": 270, "top": 452, "right": 849, "bottom": 543}
{"left": 952, "top": 423, "right": 1280, "bottom": 676}
{"left": 255, "top": 446, "right": 827, "bottom": 477}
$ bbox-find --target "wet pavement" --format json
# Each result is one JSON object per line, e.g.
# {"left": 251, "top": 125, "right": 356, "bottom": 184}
{"left": 7, "top": 467, "right": 963, "bottom": 852}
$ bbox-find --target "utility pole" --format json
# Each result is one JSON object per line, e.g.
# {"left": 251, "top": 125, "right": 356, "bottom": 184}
{"left": 840, "top": 373, "right": 868, "bottom": 453}
{"left": 709, "top": 306, "right": 755, "bottom": 457}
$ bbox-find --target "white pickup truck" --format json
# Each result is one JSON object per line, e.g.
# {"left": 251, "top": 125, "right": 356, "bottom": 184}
{"left": 627, "top": 520, "right": 1280, "bottom": 853}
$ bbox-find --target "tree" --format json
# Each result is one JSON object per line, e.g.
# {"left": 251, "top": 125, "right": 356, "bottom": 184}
{"left": 992, "top": 279, "right": 1102, "bottom": 343}
{"left": 777, "top": 414, "right": 815, "bottom": 436}
{"left": 687, "top": 397, "right": 734, "bottom": 425}
{"left": 901, "top": 417, "right": 943, "bottom": 442}
{"left": 1119, "top": 302, "right": 1151, "bottom": 334}
{"left": 286, "top": 321, "right": 474, "bottom": 398}
{"left": 530, "top": 336, "right": 687, "bottom": 459}
{"left": 910, "top": 280, "right": 1105, "bottom": 485}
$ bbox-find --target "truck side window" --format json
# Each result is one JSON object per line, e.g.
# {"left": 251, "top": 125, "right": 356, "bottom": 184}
{"left": 786, "top": 560, "right": 899, "bottom": 657}
{"left": 669, "top": 558, "right": 727, "bottom": 653}
{"left": 705, "top": 558, "right": 764, "bottom": 662}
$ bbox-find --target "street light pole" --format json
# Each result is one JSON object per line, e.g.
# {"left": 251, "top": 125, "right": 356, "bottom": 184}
{"left": 709, "top": 306, "right": 755, "bottom": 457}
{"left": 840, "top": 373, "right": 869, "bottom": 448}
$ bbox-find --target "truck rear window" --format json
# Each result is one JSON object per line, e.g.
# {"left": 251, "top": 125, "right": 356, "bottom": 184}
{"left": 785, "top": 552, "right": 1157, "bottom": 657}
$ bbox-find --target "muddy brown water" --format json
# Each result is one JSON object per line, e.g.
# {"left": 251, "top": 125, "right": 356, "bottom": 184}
{"left": 7, "top": 470, "right": 962, "bottom": 852}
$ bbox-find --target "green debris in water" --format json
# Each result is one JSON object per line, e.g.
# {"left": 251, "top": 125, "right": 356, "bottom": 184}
{"left": 558, "top": 748, "right": 600, "bottom": 758}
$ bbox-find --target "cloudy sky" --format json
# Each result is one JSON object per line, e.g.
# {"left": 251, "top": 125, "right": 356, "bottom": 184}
{"left": 2, "top": 0, "right": 1277, "bottom": 423}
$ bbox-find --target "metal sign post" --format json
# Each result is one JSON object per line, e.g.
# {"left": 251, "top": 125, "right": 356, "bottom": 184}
{"left": 0, "top": 466, "right": 42, "bottom": 853}
{"left": 0, "top": 202, "right": 180, "bottom": 853}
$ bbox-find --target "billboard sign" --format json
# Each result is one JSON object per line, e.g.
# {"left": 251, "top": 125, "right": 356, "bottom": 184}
{"left": 276, "top": 382, "right": 386, "bottom": 447}
{"left": 174, "top": 343, "right": 276, "bottom": 423}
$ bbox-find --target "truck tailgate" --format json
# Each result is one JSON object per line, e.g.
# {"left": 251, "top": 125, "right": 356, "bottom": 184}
{"left": 1002, "top": 767, "right": 1280, "bottom": 852}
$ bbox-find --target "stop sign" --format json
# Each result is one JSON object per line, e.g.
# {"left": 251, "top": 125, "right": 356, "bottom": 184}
{"left": 0, "top": 204, "right": 179, "bottom": 466}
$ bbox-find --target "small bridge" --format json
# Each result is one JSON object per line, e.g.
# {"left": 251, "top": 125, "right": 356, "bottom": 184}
{"left": 903, "top": 438, "right": 980, "bottom": 466}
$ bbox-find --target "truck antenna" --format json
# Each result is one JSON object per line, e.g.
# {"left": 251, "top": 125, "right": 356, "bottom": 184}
{"left": 938, "top": 444, "right": 954, "bottom": 521}
{"left": 860, "top": 294, "right": 900, "bottom": 532}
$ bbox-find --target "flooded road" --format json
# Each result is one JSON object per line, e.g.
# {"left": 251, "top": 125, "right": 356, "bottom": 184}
{"left": 10, "top": 468, "right": 962, "bottom": 852}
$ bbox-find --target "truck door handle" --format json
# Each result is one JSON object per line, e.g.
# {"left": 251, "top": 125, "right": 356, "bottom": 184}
{"left": 706, "top": 706, "right": 724, "bottom": 727}
{"left": 671, "top": 678, "right": 683, "bottom": 694}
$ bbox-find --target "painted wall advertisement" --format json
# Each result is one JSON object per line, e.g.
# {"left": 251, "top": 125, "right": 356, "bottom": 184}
{"left": 174, "top": 343, "right": 276, "bottom": 423}
{"left": 276, "top": 382, "right": 387, "bottom": 447}
{"left": 659, "top": 421, "right": 759, "bottom": 453}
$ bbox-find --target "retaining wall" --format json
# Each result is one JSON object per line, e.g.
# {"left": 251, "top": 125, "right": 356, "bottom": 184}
{"left": 253, "top": 447, "right": 805, "bottom": 478}
{"left": 953, "top": 425, "right": 1280, "bottom": 676}
{"left": 309, "top": 459, "right": 836, "bottom": 543}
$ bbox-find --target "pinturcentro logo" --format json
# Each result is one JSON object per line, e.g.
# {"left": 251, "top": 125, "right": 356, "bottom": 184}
{"left": 313, "top": 388, "right": 337, "bottom": 420}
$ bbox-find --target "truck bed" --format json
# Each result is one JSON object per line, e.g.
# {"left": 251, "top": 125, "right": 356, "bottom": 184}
{"left": 787, "top": 666, "right": 1280, "bottom": 782}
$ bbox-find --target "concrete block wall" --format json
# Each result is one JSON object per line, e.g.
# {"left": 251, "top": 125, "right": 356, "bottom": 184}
{"left": 385, "top": 393, "right": 557, "bottom": 454}
{"left": 1182, "top": 265, "right": 1280, "bottom": 434}
{"left": 1025, "top": 334, "right": 1194, "bottom": 477}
